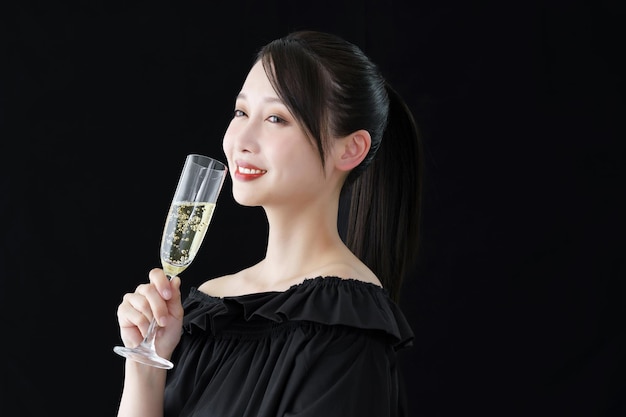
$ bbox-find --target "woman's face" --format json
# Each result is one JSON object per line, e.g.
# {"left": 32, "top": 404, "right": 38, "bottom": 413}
{"left": 223, "top": 60, "right": 331, "bottom": 209}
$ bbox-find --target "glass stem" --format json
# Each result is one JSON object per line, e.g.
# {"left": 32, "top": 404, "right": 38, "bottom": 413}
{"left": 142, "top": 317, "right": 159, "bottom": 349}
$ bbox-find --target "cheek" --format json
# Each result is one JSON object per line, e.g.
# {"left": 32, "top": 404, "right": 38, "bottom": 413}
{"left": 222, "top": 128, "right": 235, "bottom": 165}
{"left": 222, "top": 125, "right": 233, "bottom": 153}
{"left": 278, "top": 146, "right": 325, "bottom": 182}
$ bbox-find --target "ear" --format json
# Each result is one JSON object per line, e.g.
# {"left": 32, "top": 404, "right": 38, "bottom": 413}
{"left": 334, "top": 129, "right": 371, "bottom": 172}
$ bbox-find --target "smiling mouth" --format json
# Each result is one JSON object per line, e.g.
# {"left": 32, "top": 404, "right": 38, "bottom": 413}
{"left": 237, "top": 165, "right": 267, "bottom": 175}
{"left": 233, "top": 163, "right": 268, "bottom": 182}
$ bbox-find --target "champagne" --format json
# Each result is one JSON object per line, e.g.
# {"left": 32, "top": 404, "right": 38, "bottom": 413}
{"left": 115, "top": 154, "right": 227, "bottom": 370}
{"left": 160, "top": 201, "right": 215, "bottom": 277}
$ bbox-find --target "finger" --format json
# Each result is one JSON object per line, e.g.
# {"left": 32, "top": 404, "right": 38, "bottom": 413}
{"left": 122, "top": 289, "right": 155, "bottom": 323}
{"left": 149, "top": 267, "right": 174, "bottom": 300}
{"left": 133, "top": 281, "right": 169, "bottom": 327}
{"left": 117, "top": 294, "right": 152, "bottom": 343}
{"left": 166, "top": 276, "right": 184, "bottom": 320}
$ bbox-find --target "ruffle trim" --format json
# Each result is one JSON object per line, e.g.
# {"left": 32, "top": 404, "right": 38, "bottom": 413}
{"left": 182, "top": 276, "right": 414, "bottom": 350}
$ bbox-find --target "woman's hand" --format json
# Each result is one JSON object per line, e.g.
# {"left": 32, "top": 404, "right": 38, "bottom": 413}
{"left": 116, "top": 268, "right": 184, "bottom": 359}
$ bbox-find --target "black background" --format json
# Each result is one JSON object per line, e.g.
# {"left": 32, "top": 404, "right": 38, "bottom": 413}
{"left": 1, "top": 1, "right": 624, "bottom": 416}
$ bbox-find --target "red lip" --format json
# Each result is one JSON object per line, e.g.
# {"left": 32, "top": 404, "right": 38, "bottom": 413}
{"left": 234, "top": 160, "right": 267, "bottom": 181}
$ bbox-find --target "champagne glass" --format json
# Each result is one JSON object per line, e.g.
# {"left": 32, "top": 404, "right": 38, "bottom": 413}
{"left": 114, "top": 154, "right": 228, "bottom": 369}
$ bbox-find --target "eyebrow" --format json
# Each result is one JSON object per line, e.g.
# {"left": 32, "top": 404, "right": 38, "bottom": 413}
{"left": 236, "top": 93, "right": 284, "bottom": 105}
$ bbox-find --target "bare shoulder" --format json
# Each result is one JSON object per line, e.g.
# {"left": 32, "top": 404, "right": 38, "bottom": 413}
{"left": 317, "top": 261, "right": 382, "bottom": 287}
{"left": 196, "top": 255, "right": 382, "bottom": 297}
{"left": 197, "top": 264, "right": 264, "bottom": 297}
{"left": 197, "top": 273, "right": 240, "bottom": 297}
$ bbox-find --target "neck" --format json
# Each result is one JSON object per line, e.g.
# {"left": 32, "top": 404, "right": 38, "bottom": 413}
{"left": 256, "top": 197, "right": 345, "bottom": 283}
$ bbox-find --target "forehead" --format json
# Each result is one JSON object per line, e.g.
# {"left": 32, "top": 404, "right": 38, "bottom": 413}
{"left": 239, "top": 61, "right": 277, "bottom": 97}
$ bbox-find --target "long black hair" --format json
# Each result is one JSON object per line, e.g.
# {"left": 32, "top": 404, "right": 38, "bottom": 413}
{"left": 257, "top": 30, "right": 422, "bottom": 302}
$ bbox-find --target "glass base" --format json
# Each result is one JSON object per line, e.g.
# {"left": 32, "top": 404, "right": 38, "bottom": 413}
{"left": 113, "top": 345, "right": 174, "bottom": 369}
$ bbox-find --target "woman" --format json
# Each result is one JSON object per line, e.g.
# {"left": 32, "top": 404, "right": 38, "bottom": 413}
{"left": 116, "top": 30, "right": 422, "bottom": 417}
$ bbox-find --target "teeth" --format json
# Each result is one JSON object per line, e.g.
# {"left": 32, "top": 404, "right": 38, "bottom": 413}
{"left": 238, "top": 166, "right": 266, "bottom": 175}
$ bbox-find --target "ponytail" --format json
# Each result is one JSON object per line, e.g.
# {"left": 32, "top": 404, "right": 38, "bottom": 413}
{"left": 343, "top": 84, "right": 422, "bottom": 302}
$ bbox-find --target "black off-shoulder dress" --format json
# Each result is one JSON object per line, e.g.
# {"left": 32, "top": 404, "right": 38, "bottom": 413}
{"left": 164, "top": 276, "right": 414, "bottom": 417}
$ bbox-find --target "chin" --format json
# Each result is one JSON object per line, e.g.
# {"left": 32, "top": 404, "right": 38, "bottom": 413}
{"left": 231, "top": 191, "right": 263, "bottom": 208}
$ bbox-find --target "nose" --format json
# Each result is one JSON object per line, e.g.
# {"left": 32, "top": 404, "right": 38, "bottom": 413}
{"left": 223, "top": 117, "right": 260, "bottom": 155}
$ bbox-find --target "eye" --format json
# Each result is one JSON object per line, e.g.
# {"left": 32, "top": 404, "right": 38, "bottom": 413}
{"left": 233, "top": 109, "right": 246, "bottom": 118}
{"left": 267, "top": 115, "right": 286, "bottom": 124}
